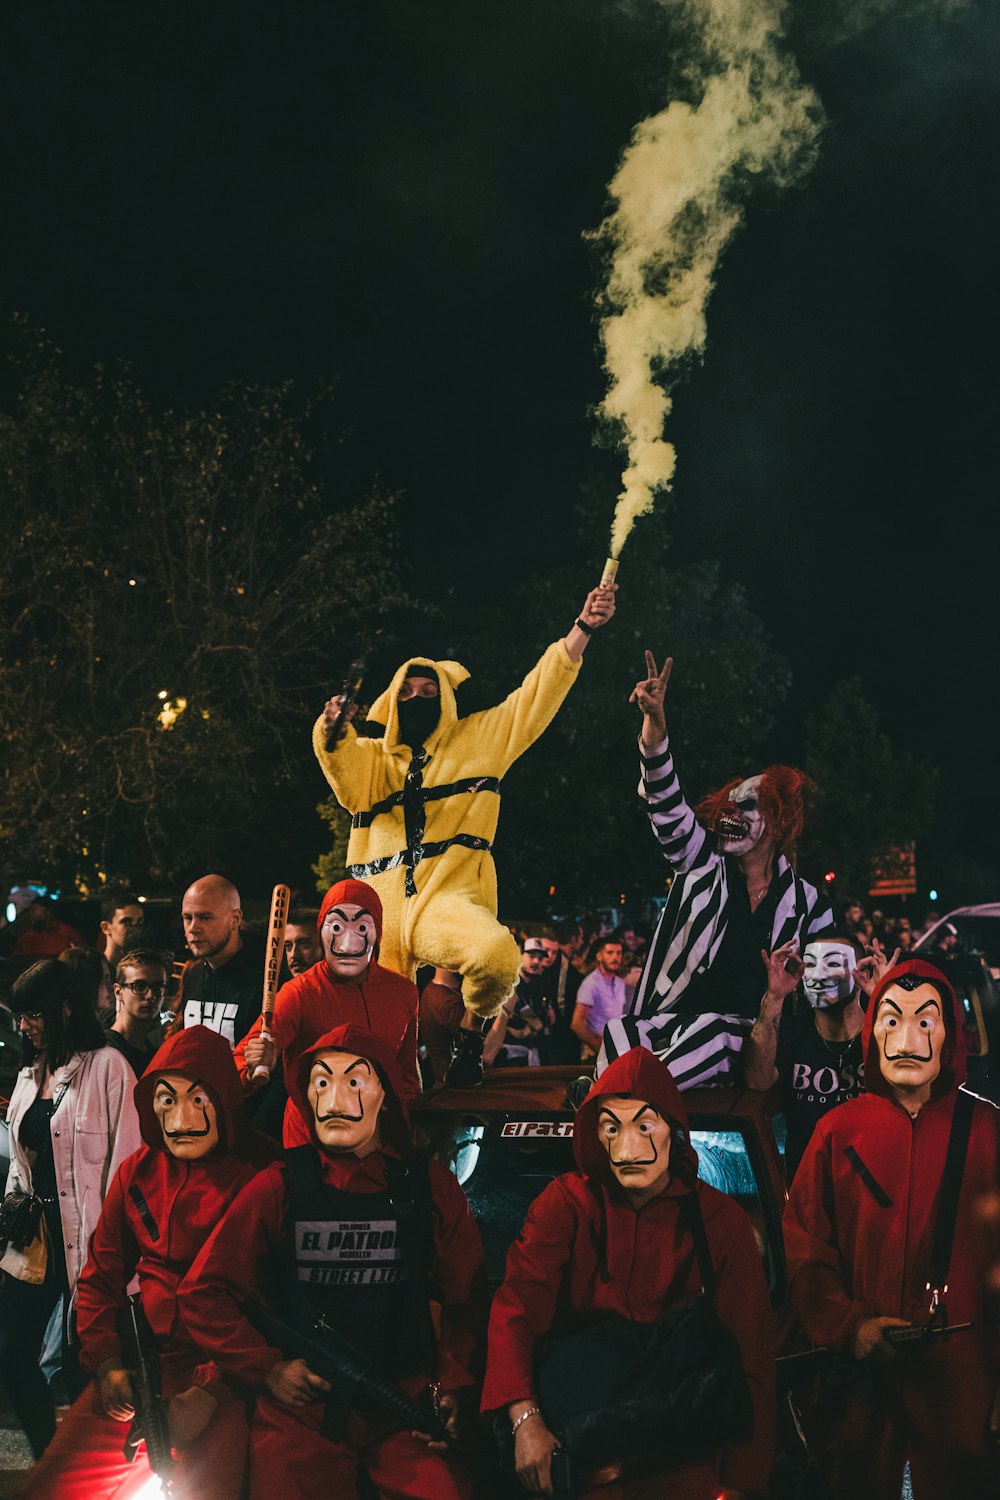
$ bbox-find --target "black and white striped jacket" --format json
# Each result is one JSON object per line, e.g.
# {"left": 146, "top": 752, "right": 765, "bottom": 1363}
{"left": 599, "top": 735, "right": 833, "bottom": 1084}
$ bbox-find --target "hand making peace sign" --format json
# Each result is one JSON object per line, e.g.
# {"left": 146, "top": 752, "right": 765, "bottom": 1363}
{"left": 630, "top": 650, "right": 673, "bottom": 747}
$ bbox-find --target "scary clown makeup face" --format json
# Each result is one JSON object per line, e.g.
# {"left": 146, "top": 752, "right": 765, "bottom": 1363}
{"left": 321, "top": 902, "right": 377, "bottom": 980}
{"left": 873, "top": 982, "right": 946, "bottom": 1093}
{"left": 307, "top": 1049, "right": 385, "bottom": 1155}
{"left": 598, "top": 1095, "right": 672, "bottom": 1200}
{"left": 714, "top": 775, "right": 767, "bottom": 857}
{"left": 803, "top": 940, "right": 857, "bottom": 1009}
{"left": 152, "top": 1073, "right": 220, "bottom": 1159}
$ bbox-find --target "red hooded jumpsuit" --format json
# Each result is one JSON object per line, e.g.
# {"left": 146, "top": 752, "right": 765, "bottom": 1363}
{"left": 233, "top": 879, "right": 421, "bottom": 1147}
{"left": 482, "top": 1046, "right": 776, "bottom": 1499}
{"left": 783, "top": 957, "right": 1000, "bottom": 1498}
{"left": 179, "top": 1022, "right": 487, "bottom": 1500}
{"left": 18, "top": 1025, "right": 279, "bottom": 1500}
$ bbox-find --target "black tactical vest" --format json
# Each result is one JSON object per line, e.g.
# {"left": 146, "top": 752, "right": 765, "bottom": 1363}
{"left": 281, "top": 1147, "right": 436, "bottom": 1380}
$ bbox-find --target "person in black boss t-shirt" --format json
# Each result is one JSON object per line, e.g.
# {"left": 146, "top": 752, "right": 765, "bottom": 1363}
{"left": 744, "top": 931, "right": 877, "bottom": 1180}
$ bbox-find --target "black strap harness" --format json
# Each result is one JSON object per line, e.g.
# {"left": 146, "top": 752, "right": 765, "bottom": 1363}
{"left": 348, "top": 750, "right": 499, "bottom": 896}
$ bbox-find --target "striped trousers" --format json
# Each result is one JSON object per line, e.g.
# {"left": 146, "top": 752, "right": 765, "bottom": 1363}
{"left": 597, "top": 1011, "right": 754, "bottom": 1089}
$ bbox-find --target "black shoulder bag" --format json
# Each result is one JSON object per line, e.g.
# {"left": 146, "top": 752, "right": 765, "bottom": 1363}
{"left": 529, "top": 1188, "right": 754, "bottom": 1474}
{"left": 0, "top": 1082, "right": 69, "bottom": 1252}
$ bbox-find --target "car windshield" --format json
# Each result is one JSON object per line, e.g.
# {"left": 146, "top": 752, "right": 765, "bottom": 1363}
{"left": 689, "top": 1124, "right": 784, "bottom": 1298}
{"left": 426, "top": 1114, "right": 784, "bottom": 1298}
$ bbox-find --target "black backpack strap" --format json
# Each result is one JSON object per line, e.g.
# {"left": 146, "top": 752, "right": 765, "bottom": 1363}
{"left": 682, "top": 1189, "right": 717, "bottom": 1304}
{"left": 927, "top": 1088, "right": 975, "bottom": 1313}
{"left": 385, "top": 1153, "right": 439, "bottom": 1382}
{"left": 587, "top": 1179, "right": 715, "bottom": 1299}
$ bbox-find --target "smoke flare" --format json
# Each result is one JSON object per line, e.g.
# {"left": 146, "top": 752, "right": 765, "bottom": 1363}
{"left": 596, "top": 0, "right": 823, "bottom": 559}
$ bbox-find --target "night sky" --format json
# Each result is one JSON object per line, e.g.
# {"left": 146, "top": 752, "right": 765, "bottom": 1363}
{"left": 3, "top": 1, "right": 998, "bottom": 894}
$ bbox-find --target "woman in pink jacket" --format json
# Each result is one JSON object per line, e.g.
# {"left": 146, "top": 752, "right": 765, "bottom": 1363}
{"left": 0, "top": 960, "right": 140, "bottom": 1456}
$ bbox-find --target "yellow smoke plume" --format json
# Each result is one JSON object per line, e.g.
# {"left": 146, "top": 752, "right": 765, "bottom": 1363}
{"left": 596, "top": 0, "right": 823, "bottom": 559}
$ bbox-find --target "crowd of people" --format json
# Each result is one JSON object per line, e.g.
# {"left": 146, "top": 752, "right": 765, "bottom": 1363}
{"left": 0, "top": 602, "right": 996, "bottom": 1499}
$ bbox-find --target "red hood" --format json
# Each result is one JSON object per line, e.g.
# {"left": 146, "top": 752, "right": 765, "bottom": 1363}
{"left": 289, "top": 1022, "right": 410, "bottom": 1156}
{"left": 575, "top": 1047, "right": 699, "bottom": 1190}
{"left": 317, "top": 879, "right": 383, "bottom": 941}
{"left": 135, "top": 1024, "right": 248, "bottom": 1153}
{"left": 863, "top": 957, "right": 966, "bottom": 1101}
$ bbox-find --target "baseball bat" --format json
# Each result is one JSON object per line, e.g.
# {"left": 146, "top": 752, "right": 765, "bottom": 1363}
{"left": 252, "top": 883, "right": 291, "bottom": 1082}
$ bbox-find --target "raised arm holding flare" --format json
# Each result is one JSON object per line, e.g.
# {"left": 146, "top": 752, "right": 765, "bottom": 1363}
{"left": 312, "top": 582, "right": 616, "bottom": 1055}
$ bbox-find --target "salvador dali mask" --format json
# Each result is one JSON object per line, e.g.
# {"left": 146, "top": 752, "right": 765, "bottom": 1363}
{"left": 321, "top": 903, "right": 377, "bottom": 980}
{"left": 152, "top": 1073, "right": 220, "bottom": 1159}
{"left": 803, "top": 940, "right": 857, "bottom": 1009}
{"left": 598, "top": 1095, "right": 672, "bottom": 1198}
{"left": 714, "top": 775, "right": 767, "bottom": 857}
{"left": 872, "top": 982, "right": 946, "bottom": 1093}
{"left": 307, "top": 1049, "right": 385, "bottom": 1156}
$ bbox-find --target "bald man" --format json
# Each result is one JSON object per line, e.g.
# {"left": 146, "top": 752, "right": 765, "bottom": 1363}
{"left": 173, "top": 875, "right": 264, "bottom": 1047}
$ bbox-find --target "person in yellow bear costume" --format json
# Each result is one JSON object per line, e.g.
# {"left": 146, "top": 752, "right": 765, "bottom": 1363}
{"left": 313, "top": 580, "right": 616, "bottom": 1048}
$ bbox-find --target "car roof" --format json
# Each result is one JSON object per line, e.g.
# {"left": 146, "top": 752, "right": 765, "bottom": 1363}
{"left": 412, "top": 1065, "right": 781, "bottom": 1128}
{"left": 920, "top": 905, "right": 1000, "bottom": 921}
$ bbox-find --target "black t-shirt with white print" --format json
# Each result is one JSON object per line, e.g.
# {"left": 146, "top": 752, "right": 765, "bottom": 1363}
{"left": 775, "top": 1010, "right": 865, "bottom": 1181}
{"left": 179, "top": 939, "right": 264, "bottom": 1048}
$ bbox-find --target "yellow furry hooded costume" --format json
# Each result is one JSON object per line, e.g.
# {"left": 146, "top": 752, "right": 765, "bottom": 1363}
{"left": 312, "top": 640, "right": 580, "bottom": 1016}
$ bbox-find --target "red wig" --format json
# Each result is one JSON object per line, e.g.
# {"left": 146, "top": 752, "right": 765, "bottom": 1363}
{"left": 695, "top": 766, "right": 814, "bottom": 856}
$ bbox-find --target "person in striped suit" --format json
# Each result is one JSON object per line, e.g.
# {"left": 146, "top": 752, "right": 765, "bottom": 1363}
{"left": 599, "top": 651, "right": 833, "bottom": 1088}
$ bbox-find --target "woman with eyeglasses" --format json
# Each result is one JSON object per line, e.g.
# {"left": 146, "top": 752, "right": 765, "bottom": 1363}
{"left": 0, "top": 959, "right": 141, "bottom": 1457}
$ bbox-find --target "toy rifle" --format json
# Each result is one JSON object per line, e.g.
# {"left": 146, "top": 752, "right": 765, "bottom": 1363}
{"left": 246, "top": 1301, "right": 452, "bottom": 1445}
{"left": 122, "top": 1293, "right": 176, "bottom": 1492}
{"left": 777, "top": 1318, "right": 973, "bottom": 1386}
{"left": 324, "top": 654, "right": 368, "bottom": 751}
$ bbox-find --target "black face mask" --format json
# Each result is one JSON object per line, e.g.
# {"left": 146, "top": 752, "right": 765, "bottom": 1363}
{"left": 396, "top": 695, "right": 440, "bottom": 748}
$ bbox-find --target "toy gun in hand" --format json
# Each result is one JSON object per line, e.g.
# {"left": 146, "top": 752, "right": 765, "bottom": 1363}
{"left": 777, "top": 1318, "right": 973, "bottom": 1386}
{"left": 246, "top": 1301, "right": 452, "bottom": 1445}
{"left": 882, "top": 1318, "right": 973, "bottom": 1352}
{"left": 325, "top": 654, "right": 368, "bottom": 751}
{"left": 551, "top": 1446, "right": 575, "bottom": 1500}
{"left": 122, "top": 1293, "right": 176, "bottom": 1493}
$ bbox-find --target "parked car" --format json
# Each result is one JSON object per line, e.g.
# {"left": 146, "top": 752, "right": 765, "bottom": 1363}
{"left": 914, "top": 903, "right": 1000, "bottom": 976}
